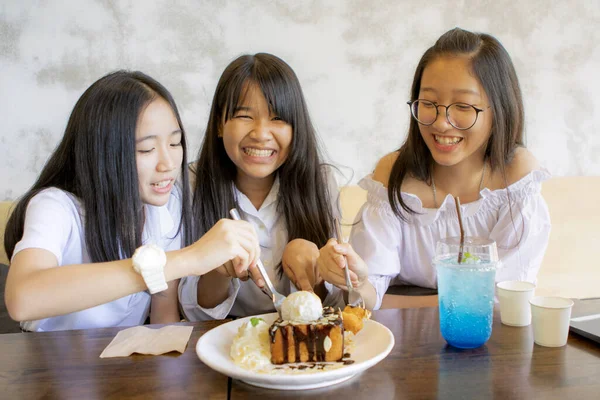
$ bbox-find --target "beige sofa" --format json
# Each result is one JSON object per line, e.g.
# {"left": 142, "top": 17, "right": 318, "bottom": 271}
{"left": 534, "top": 177, "right": 600, "bottom": 299}
{"left": 0, "top": 202, "right": 12, "bottom": 265}
{"left": 2, "top": 177, "right": 599, "bottom": 301}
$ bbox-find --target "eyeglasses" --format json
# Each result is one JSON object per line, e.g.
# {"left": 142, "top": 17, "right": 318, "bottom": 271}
{"left": 407, "top": 99, "right": 490, "bottom": 130}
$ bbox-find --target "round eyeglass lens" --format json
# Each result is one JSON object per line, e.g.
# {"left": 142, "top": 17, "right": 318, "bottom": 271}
{"left": 447, "top": 103, "right": 478, "bottom": 130}
{"left": 411, "top": 100, "right": 437, "bottom": 125}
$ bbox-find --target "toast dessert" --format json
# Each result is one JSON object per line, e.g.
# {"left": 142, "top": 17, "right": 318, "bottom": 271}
{"left": 269, "top": 306, "right": 344, "bottom": 364}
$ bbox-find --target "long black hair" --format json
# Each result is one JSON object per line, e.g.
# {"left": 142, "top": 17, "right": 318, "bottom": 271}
{"left": 4, "top": 70, "right": 193, "bottom": 261}
{"left": 192, "top": 53, "right": 334, "bottom": 261}
{"left": 389, "top": 28, "right": 524, "bottom": 219}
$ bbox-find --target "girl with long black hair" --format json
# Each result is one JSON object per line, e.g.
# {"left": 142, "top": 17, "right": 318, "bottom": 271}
{"left": 179, "top": 53, "right": 343, "bottom": 320}
{"left": 4, "top": 71, "right": 260, "bottom": 331}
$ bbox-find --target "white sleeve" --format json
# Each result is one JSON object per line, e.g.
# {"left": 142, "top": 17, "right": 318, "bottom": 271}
{"left": 12, "top": 190, "right": 75, "bottom": 265}
{"left": 178, "top": 276, "right": 241, "bottom": 321}
{"left": 350, "top": 194, "right": 402, "bottom": 310}
{"left": 490, "top": 191, "right": 551, "bottom": 284}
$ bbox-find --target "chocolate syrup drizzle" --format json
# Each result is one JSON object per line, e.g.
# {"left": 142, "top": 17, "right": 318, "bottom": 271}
{"left": 269, "top": 307, "right": 345, "bottom": 364}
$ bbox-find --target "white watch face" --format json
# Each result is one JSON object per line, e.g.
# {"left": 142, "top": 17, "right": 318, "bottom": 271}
{"left": 132, "top": 244, "right": 168, "bottom": 294}
{"left": 133, "top": 244, "right": 167, "bottom": 273}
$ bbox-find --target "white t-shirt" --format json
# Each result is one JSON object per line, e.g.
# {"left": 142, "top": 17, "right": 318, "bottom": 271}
{"left": 179, "top": 171, "right": 344, "bottom": 320}
{"left": 351, "top": 170, "right": 552, "bottom": 310}
{"left": 12, "top": 186, "right": 184, "bottom": 331}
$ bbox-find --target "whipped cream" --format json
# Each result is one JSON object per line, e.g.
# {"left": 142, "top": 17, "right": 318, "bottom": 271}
{"left": 230, "top": 318, "right": 272, "bottom": 371}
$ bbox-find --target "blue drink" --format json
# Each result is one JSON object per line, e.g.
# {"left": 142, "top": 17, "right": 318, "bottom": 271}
{"left": 434, "top": 237, "right": 499, "bottom": 349}
{"left": 437, "top": 258, "right": 496, "bottom": 348}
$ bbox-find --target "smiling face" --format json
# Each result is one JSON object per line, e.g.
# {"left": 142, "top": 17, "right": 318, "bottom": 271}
{"left": 135, "top": 97, "right": 183, "bottom": 206}
{"left": 417, "top": 56, "right": 493, "bottom": 168}
{"left": 221, "top": 82, "right": 293, "bottom": 188}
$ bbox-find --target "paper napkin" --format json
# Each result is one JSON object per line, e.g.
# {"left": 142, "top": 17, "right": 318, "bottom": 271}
{"left": 100, "top": 325, "right": 194, "bottom": 358}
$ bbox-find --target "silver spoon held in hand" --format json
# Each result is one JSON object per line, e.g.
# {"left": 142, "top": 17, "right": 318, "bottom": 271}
{"left": 229, "top": 208, "right": 285, "bottom": 316}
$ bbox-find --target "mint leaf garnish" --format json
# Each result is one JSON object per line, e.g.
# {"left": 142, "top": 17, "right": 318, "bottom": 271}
{"left": 250, "top": 317, "right": 264, "bottom": 327}
{"left": 462, "top": 252, "right": 481, "bottom": 264}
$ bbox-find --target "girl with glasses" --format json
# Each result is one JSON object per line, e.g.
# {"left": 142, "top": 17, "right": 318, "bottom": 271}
{"left": 318, "top": 28, "right": 551, "bottom": 310}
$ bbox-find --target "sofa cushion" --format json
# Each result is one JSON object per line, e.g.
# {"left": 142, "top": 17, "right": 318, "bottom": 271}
{"left": 0, "top": 202, "right": 13, "bottom": 265}
{"left": 536, "top": 177, "right": 600, "bottom": 299}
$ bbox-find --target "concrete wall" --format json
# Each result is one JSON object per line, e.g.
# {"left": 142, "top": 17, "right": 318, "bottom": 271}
{"left": 1, "top": 0, "right": 599, "bottom": 200}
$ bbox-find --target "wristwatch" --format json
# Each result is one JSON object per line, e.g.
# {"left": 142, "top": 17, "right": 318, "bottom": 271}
{"left": 132, "top": 244, "right": 168, "bottom": 294}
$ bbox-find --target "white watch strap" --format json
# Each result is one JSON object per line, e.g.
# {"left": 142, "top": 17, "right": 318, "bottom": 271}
{"left": 140, "top": 269, "right": 168, "bottom": 295}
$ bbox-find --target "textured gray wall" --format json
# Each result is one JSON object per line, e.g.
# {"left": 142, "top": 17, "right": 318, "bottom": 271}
{"left": 1, "top": 0, "right": 599, "bottom": 201}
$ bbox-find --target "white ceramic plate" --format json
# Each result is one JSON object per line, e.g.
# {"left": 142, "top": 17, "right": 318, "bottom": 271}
{"left": 196, "top": 313, "right": 394, "bottom": 390}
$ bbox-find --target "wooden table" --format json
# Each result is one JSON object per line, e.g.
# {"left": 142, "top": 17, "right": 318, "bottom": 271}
{"left": 0, "top": 320, "right": 230, "bottom": 399}
{"left": 231, "top": 303, "right": 600, "bottom": 399}
{"left": 1, "top": 303, "right": 599, "bottom": 399}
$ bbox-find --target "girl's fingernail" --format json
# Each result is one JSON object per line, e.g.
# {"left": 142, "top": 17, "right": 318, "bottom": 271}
{"left": 334, "top": 245, "right": 344, "bottom": 252}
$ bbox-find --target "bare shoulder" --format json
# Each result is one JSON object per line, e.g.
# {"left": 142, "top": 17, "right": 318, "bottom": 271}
{"left": 505, "top": 147, "right": 541, "bottom": 185}
{"left": 372, "top": 152, "right": 399, "bottom": 187}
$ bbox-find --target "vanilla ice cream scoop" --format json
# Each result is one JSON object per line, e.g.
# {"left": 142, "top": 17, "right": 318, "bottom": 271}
{"left": 281, "top": 291, "right": 323, "bottom": 323}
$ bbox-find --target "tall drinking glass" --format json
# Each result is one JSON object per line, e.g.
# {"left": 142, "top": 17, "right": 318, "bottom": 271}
{"left": 435, "top": 237, "right": 499, "bottom": 349}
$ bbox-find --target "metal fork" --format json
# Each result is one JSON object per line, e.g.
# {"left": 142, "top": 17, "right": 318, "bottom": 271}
{"left": 333, "top": 218, "right": 363, "bottom": 307}
{"left": 229, "top": 208, "right": 285, "bottom": 317}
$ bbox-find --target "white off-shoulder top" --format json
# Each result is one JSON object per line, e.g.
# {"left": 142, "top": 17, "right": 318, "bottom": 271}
{"left": 350, "top": 170, "right": 552, "bottom": 310}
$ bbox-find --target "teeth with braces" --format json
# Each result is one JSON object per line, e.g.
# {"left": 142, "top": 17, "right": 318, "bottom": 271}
{"left": 434, "top": 135, "right": 462, "bottom": 145}
{"left": 244, "top": 148, "right": 275, "bottom": 157}
{"left": 152, "top": 180, "right": 171, "bottom": 188}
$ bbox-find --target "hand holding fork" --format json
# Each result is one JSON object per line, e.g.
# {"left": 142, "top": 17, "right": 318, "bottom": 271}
{"left": 329, "top": 218, "right": 365, "bottom": 307}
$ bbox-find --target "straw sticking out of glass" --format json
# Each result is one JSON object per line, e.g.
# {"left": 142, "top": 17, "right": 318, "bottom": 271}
{"left": 454, "top": 196, "right": 465, "bottom": 263}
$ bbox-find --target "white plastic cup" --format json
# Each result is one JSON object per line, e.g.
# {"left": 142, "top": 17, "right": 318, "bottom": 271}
{"left": 529, "top": 296, "right": 574, "bottom": 347}
{"left": 497, "top": 281, "right": 536, "bottom": 326}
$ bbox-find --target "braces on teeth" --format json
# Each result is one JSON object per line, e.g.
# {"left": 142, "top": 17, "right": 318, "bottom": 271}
{"left": 244, "top": 148, "right": 274, "bottom": 157}
{"left": 435, "top": 136, "right": 462, "bottom": 145}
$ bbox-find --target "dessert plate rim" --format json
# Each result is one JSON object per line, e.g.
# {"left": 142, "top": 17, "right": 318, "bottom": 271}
{"left": 196, "top": 312, "right": 394, "bottom": 390}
